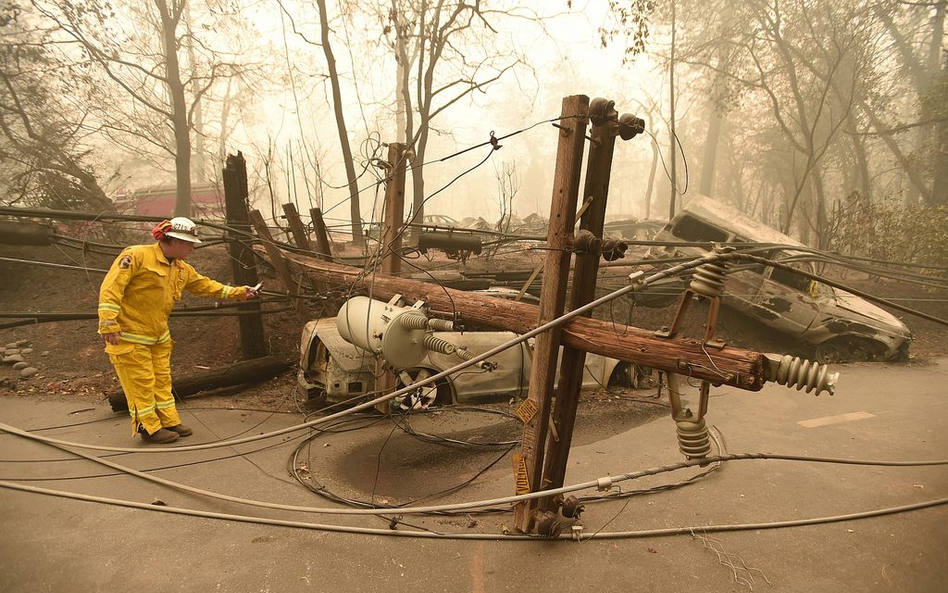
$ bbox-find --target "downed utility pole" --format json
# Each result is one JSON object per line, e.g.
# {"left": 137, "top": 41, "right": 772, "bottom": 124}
{"left": 540, "top": 98, "right": 640, "bottom": 518}
{"left": 265, "top": 211, "right": 837, "bottom": 532}
{"left": 274, "top": 248, "right": 769, "bottom": 391}
{"left": 511, "top": 95, "right": 588, "bottom": 530}
{"left": 257, "top": 95, "right": 836, "bottom": 537}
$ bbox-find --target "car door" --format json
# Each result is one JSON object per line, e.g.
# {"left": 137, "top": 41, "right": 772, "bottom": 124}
{"left": 424, "top": 331, "right": 531, "bottom": 403}
{"left": 720, "top": 237, "right": 767, "bottom": 313}
{"left": 749, "top": 250, "right": 822, "bottom": 336}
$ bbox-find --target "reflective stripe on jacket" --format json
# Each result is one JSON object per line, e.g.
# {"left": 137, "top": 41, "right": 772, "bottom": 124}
{"left": 97, "top": 242, "right": 242, "bottom": 344}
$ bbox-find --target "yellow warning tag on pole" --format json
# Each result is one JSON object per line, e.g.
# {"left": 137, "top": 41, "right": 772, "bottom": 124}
{"left": 512, "top": 454, "right": 530, "bottom": 495}
{"left": 516, "top": 398, "right": 538, "bottom": 424}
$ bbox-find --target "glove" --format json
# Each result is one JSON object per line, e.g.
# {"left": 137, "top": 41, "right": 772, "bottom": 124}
{"left": 101, "top": 331, "right": 122, "bottom": 345}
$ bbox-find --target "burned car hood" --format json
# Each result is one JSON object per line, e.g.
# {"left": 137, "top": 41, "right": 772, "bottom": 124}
{"left": 310, "top": 321, "right": 375, "bottom": 372}
{"left": 832, "top": 291, "right": 912, "bottom": 337}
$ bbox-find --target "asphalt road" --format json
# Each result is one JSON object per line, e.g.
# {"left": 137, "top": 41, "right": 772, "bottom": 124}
{"left": 1, "top": 358, "right": 946, "bottom": 593}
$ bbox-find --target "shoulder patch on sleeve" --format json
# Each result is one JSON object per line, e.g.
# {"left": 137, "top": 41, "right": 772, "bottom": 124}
{"left": 118, "top": 255, "right": 133, "bottom": 269}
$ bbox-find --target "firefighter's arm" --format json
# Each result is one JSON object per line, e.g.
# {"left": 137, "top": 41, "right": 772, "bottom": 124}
{"left": 183, "top": 264, "right": 255, "bottom": 300}
{"left": 98, "top": 249, "right": 139, "bottom": 340}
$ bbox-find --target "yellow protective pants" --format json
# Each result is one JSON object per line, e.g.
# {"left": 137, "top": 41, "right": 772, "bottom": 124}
{"left": 107, "top": 340, "right": 180, "bottom": 436}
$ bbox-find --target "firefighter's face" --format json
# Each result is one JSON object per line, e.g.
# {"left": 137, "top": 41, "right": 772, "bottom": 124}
{"left": 165, "top": 238, "right": 196, "bottom": 259}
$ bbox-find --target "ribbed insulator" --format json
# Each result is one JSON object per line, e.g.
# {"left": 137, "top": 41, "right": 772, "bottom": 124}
{"left": 454, "top": 348, "right": 474, "bottom": 361}
{"left": 427, "top": 318, "right": 454, "bottom": 331}
{"left": 423, "top": 334, "right": 456, "bottom": 355}
{"left": 767, "top": 355, "right": 838, "bottom": 396}
{"left": 676, "top": 418, "right": 711, "bottom": 459}
{"left": 690, "top": 260, "right": 729, "bottom": 298}
{"left": 398, "top": 314, "right": 429, "bottom": 330}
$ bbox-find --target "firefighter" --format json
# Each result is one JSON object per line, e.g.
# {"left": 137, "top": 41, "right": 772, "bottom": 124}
{"left": 98, "top": 217, "right": 258, "bottom": 444}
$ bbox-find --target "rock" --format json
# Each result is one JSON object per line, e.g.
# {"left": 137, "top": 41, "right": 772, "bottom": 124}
{"left": 15, "top": 340, "right": 30, "bottom": 347}
{"left": 3, "top": 355, "right": 25, "bottom": 364}
{"left": 19, "top": 367, "right": 39, "bottom": 379}
{"left": 41, "top": 351, "right": 50, "bottom": 357}
{"left": 4, "top": 349, "right": 19, "bottom": 356}
{"left": 13, "top": 362, "right": 29, "bottom": 370}
{"left": 20, "top": 348, "right": 33, "bottom": 355}
{"left": 4, "top": 343, "right": 17, "bottom": 349}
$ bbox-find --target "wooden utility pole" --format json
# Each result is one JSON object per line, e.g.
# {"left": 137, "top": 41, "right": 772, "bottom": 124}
{"left": 249, "top": 209, "right": 307, "bottom": 320}
{"left": 309, "top": 207, "right": 334, "bottom": 261}
{"left": 540, "top": 100, "right": 620, "bottom": 511}
{"left": 376, "top": 142, "right": 409, "bottom": 411}
{"left": 222, "top": 153, "right": 266, "bottom": 359}
{"left": 512, "top": 95, "right": 589, "bottom": 532}
{"left": 282, "top": 202, "right": 312, "bottom": 251}
{"left": 278, "top": 250, "right": 768, "bottom": 390}
{"left": 381, "top": 143, "right": 408, "bottom": 276}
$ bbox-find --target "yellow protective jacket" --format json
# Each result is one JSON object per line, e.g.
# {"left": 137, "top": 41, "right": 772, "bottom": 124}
{"left": 98, "top": 243, "right": 243, "bottom": 346}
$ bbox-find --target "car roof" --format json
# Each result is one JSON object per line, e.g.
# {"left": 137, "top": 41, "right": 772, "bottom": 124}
{"left": 677, "top": 194, "right": 808, "bottom": 248}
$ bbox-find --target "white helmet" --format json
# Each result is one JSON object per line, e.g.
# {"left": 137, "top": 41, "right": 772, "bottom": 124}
{"left": 165, "top": 217, "right": 202, "bottom": 243}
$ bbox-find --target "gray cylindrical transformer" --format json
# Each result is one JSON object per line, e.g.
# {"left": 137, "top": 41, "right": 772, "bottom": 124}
{"left": 417, "top": 232, "right": 482, "bottom": 255}
{"left": 336, "top": 296, "right": 429, "bottom": 369}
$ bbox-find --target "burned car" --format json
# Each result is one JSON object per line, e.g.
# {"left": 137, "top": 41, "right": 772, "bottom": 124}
{"left": 640, "top": 195, "right": 912, "bottom": 363}
{"left": 297, "top": 317, "right": 635, "bottom": 409}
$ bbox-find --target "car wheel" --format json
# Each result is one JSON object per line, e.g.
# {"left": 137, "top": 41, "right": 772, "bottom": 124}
{"left": 814, "top": 341, "right": 843, "bottom": 365}
{"left": 848, "top": 338, "right": 880, "bottom": 362}
{"left": 895, "top": 341, "right": 910, "bottom": 362}
{"left": 393, "top": 367, "right": 452, "bottom": 411}
{"left": 608, "top": 362, "right": 634, "bottom": 388}
{"left": 815, "top": 338, "right": 878, "bottom": 364}
{"left": 608, "top": 362, "right": 653, "bottom": 389}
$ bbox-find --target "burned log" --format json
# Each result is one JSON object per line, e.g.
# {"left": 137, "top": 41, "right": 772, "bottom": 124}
{"left": 273, "top": 248, "right": 768, "bottom": 391}
{"left": 107, "top": 356, "right": 290, "bottom": 411}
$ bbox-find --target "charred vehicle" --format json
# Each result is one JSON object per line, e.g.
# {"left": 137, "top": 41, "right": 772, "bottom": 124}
{"left": 641, "top": 195, "right": 912, "bottom": 363}
{"left": 297, "top": 318, "right": 635, "bottom": 409}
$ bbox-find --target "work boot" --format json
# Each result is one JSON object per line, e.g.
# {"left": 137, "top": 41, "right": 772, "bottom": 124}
{"left": 140, "top": 428, "right": 180, "bottom": 444}
{"left": 165, "top": 424, "right": 193, "bottom": 437}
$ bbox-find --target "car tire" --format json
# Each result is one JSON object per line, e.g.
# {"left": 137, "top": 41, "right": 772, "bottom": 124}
{"left": 815, "top": 338, "right": 879, "bottom": 364}
{"left": 814, "top": 340, "right": 844, "bottom": 364}
{"left": 608, "top": 362, "right": 653, "bottom": 389}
